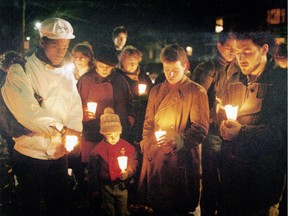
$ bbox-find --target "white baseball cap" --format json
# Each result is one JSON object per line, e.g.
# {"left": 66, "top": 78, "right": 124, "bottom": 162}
{"left": 39, "top": 17, "right": 75, "bottom": 39}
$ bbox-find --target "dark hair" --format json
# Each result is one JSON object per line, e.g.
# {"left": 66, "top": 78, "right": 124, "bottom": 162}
{"left": 94, "top": 45, "right": 119, "bottom": 67}
{"left": 229, "top": 23, "right": 274, "bottom": 48}
{"left": 72, "top": 41, "right": 95, "bottom": 69}
{"left": 275, "top": 43, "right": 287, "bottom": 58}
{"left": 0, "top": 51, "right": 26, "bottom": 71}
{"left": 112, "top": 26, "right": 128, "bottom": 40}
{"left": 218, "top": 31, "right": 234, "bottom": 45}
{"left": 160, "top": 44, "right": 188, "bottom": 67}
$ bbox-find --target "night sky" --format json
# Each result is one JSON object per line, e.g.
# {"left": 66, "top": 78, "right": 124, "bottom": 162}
{"left": 0, "top": 0, "right": 286, "bottom": 55}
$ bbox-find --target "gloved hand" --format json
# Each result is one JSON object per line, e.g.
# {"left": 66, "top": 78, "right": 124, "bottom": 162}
{"left": 120, "top": 170, "right": 129, "bottom": 180}
{"left": 220, "top": 120, "right": 242, "bottom": 141}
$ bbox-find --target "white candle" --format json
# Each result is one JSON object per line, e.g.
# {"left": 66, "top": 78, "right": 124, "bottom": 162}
{"left": 138, "top": 84, "right": 147, "bottom": 95}
{"left": 65, "top": 135, "right": 78, "bottom": 152}
{"left": 224, "top": 105, "right": 238, "bottom": 121}
{"left": 67, "top": 168, "right": 73, "bottom": 176}
{"left": 117, "top": 156, "right": 128, "bottom": 172}
{"left": 155, "top": 130, "right": 166, "bottom": 141}
{"left": 87, "top": 102, "right": 97, "bottom": 114}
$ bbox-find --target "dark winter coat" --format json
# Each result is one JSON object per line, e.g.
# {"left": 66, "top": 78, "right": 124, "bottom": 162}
{"left": 218, "top": 59, "right": 287, "bottom": 211}
{"left": 116, "top": 68, "right": 153, "bottom": 143}
{"left": 191, "top": 51, "right": 239, "bottom": 115}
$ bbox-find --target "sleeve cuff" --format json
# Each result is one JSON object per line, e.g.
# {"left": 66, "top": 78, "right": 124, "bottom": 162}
{"left": 174, "top": 134, "right": 185, "bottom": 152}
{"left": 50, "top": 122, "right": 64, "bottom": 133}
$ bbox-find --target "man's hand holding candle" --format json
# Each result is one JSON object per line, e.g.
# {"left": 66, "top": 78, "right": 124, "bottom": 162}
{"left": 61, "top": 127, "right": 82, "bottom": 154}
{"left": 220, "top": 120, "right": 242, "bottom": 141}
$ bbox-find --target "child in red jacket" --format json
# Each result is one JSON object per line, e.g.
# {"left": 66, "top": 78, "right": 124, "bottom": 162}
{"left": 89, "top": 107, "right": 138, "bottom": 216}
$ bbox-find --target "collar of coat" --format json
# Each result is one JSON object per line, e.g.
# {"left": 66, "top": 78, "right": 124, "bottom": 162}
{"left": 162, "top": 74, "right": 193, "bottom": 92}
{"left": 155, "top": 75, "right": 194, "bottom": 111}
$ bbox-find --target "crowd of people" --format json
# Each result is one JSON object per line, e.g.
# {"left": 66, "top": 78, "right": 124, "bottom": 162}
{"left": 0, "top": 17, "right": 286, "bottom": 216}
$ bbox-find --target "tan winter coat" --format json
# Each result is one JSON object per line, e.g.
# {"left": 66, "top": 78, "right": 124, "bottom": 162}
{"left": 138, "top": 75, "right": 209, "bottom": 213}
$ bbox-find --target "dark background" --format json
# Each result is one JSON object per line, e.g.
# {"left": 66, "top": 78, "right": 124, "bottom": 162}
{"left": 0, "top": 0, "right": 286, "bottom": 64}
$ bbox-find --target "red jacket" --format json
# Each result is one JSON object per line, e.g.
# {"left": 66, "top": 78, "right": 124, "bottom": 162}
{"left": 89, "top": 138, "right": 138, "bottom": 190}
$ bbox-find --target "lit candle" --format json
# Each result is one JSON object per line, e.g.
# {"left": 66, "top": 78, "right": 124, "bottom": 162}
{"left": 155, "top": 130, "right": 167, "bottom": 141}
{"left": 138, "top": 84, "right": 147, "bottom": 95}
{"left": 87, "top": 102, "right": 97, "bottom": 114}
{"left": 67, "top": 168, "right": 73, "bottom": 176}
{"left": 65, "top": 135, "right": 78, "bottom": 152}
{"left": 224, "top": 105, "right": 238, "bottom": 121}
{"left": 117, "top": 156, "right": 128, "bottom": 172}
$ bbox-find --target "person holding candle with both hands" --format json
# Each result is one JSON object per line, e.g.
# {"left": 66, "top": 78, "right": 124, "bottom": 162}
{"left": 1, "top": 17, "right": 83, "bottom": 216}
{"left": 218, "top": 25, "right": 287, "bottom": 216}
{"left": 138, "top": 44, "right": 209, "bottom": 215}
{"left": 89, "top": 107, "right": 138, "bottom": 216}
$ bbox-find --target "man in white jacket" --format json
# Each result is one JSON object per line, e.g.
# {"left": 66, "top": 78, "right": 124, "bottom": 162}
{"left": 1, "top": 17, "right": 83, "bottom": 216}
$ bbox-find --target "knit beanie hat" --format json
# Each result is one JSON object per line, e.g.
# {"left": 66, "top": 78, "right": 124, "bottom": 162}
{"left": 94, "top": 45, "right": 119, "bottom": 67}
{"left": 100, "top": 107, "right": 122, "bottom": 135}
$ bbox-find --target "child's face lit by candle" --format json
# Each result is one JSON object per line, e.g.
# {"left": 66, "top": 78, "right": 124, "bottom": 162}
{"left": 104, "top": 132, "right": 121, "bottom": 145}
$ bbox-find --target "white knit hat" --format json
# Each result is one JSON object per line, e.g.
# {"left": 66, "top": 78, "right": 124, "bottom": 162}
{"left": 39, "top": 17, "right": 75, "bottom": 39}
{"left": 100, "top": 107, "right": 122, "bottom": 135}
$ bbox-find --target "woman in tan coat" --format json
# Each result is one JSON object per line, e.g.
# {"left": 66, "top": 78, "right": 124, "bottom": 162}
{"left": 138, "top": 44, "right": 209, "bottom": 215}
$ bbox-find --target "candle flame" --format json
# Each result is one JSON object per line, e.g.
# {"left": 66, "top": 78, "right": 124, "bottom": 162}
{"left": 155, "top": 130, "right": 167, "bottom": 141}
{"left": 138, "top": 84, "right": 147, "bottom": 95}
{"left": 87, "top": 102, "right": 97, "bottom": 114}
{"left": 65, "top": 135, "right": 78, "bottom": 152}
{"left": 224, "top": 105, "right": 238, "bottom": 121}
{"left": 117, "top": 156, "right": 128, "bottom": 171}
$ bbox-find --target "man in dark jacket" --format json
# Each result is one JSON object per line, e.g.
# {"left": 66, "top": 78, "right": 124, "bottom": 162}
{"left": 218, "top": 27, "right": 287, "bottom": 216}
{"left": 190, "top": 31, "right": 238, "bottom": 216}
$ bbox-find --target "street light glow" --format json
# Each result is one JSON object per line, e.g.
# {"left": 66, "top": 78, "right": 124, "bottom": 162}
{"left": 34, "top": 22, "right": 41, "bottom": 30}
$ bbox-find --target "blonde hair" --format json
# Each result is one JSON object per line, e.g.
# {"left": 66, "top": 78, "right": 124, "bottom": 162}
{"left": 119, "top": 45, "right": 142, "bottom": 63}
